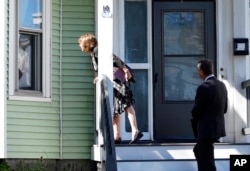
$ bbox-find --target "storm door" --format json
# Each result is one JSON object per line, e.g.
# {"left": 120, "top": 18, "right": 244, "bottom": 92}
{"left": 153, "top": 1, "right": 216, "bottom": 140}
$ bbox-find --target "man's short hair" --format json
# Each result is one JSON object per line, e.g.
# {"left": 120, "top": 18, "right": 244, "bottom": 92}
{"left": 197, "top": 59, "right": 213, "bottom": 76}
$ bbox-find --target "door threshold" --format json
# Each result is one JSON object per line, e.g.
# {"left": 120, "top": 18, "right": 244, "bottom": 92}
{"left": 117, "top": 139, "right": 197, "bottom": 146}
{"left": 116, "top": 140, "right": 248, "bottom": 146}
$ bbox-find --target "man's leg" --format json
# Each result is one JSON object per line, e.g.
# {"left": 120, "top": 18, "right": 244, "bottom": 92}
{"left": 193, "top": 139, "right": 216, "bottom": 171}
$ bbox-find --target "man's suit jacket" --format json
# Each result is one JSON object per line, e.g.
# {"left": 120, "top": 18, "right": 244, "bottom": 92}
{"left": 191, "top": 76, "right": 228, "bottom": 139}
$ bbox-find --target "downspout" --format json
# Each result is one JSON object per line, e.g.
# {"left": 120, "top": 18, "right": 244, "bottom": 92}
{"left": 59, "top": 0, "right": 63, "bottom": 159}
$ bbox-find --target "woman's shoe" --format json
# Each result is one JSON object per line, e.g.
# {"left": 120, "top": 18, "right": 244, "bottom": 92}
{"left": 129, "top": 131, "right": 143, "bottom": 144}
{"left": 115, "top": 137, "right": 122, "bottom": 144}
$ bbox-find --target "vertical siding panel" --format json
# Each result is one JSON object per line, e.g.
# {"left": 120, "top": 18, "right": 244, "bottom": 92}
{"left": 61, "top": 0, "right": 95, "bottom": 159}
{"left": 6, "top": 0, "right": 61, "bottom": 159}
{"left": 6, "top": 0, "right": 95, "bottom": 159}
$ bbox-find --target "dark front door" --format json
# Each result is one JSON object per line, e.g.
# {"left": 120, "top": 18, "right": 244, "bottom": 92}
{"left": 153, "top": 1, "right": 216, "bottom": 140}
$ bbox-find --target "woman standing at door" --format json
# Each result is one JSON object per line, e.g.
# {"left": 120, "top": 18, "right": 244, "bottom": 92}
{"left": 78, "top": 33, "right": 143, "bottom": 144}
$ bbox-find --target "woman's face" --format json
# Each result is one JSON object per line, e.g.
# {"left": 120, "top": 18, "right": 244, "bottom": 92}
{"left": 79, "top": 43, "right": 87, "bottom": 53}
{"left": 79, "top": 41, "right": 93, "bottom": 54}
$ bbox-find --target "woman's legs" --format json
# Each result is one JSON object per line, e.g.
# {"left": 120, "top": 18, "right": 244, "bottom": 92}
{"left": 125, "top": 106, "right": 139, "bottom": 139}
{"left": 113, "top": 106, "right": 142, "bottom": 143}
{"left": 113, "top": 114, "right": 121, "bottom": 140}
{"left": 113, "top": 106, "right": 139, "bottom": 139}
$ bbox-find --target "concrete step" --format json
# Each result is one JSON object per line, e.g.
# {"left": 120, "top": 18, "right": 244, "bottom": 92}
{"left": 117, "top": 160, "right": 229, "bottom": 171}
{"left": 116, "top": 143, "right": 250, "bottom": 160}
{"left": 115, "top": 143, "right": 250, "bottom": 171}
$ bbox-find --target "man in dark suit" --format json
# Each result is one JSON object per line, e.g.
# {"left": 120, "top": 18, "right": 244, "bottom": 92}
{"left": 191, "top": 59, "right": 228, "bottom": 171}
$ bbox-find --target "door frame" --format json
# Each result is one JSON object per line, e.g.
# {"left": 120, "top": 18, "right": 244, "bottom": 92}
{"left": 152, "top": 0, "right": 216, "bottom": 140}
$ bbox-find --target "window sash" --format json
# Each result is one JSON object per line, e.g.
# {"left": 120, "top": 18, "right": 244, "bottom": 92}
{"left": 18, "top": 32, "right": 42, "bottom": 91}
{"left": 9, "top": 0, "right": 51, "bottom": 100}
{"left": 18, "top": 0, "right": 43, "bottom": 92}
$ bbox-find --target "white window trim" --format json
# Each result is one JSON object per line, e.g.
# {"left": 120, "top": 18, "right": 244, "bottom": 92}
{"left": 9, "top": 0, "right": 51, "bottom": 102}
{"left": 0, "top": 0, "right": 6, "bottom": 158}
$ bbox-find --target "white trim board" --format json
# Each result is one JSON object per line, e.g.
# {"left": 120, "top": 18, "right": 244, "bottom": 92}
{"left": 0, "top": 0, "right": 6, "bottom": 158}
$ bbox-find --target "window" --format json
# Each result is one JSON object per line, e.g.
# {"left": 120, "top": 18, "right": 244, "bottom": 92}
{"left": 124, "top": 0, "right": 149, "bottom": 133}
{"left": 9, "top": 0, "right": 51, "bottom": 101}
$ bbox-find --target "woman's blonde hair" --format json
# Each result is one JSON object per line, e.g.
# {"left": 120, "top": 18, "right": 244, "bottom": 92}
{"left": 78, "top": 33, "right": 98, "bottom": 53}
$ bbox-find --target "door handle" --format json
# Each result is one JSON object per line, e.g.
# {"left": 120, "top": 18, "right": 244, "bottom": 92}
{"left": 153, "top": 72, "right": 158, "bottom": 92}
{"left": 154, "top": 72, "right": 158, "bottom": 84}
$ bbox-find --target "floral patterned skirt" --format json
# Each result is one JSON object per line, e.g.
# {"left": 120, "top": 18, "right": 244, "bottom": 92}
{"left": 113, "top": 79, "right": 134, "bottom": 115}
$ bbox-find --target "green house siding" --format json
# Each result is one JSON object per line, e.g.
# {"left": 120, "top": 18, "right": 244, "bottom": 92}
{"left": 7, "top": 0, "right": 95, "bottom": 159}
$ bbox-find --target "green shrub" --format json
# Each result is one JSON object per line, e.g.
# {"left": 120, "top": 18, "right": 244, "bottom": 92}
{"left": 0, "top": 161, "right": 11, "bottom": 171}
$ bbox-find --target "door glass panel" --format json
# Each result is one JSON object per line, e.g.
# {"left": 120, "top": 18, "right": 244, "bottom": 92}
{"left": 163, "top": 11, "right": 205, "bottom": 102}
{"left": 125, "top": 0, "right": 147, "bottom": 63}
{"left": 164, "top": 57, "right": 203, "bottom": 101}
{"left": 126, "top": 70, "right": 148, "bottom": 132}
{"left": 164, "top": 12, "right": 205, "bottom": 55}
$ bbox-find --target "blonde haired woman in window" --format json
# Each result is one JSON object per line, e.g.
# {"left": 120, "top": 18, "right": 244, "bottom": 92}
{"left": 78, "top": 33, "right": 143, "bottom": 144}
